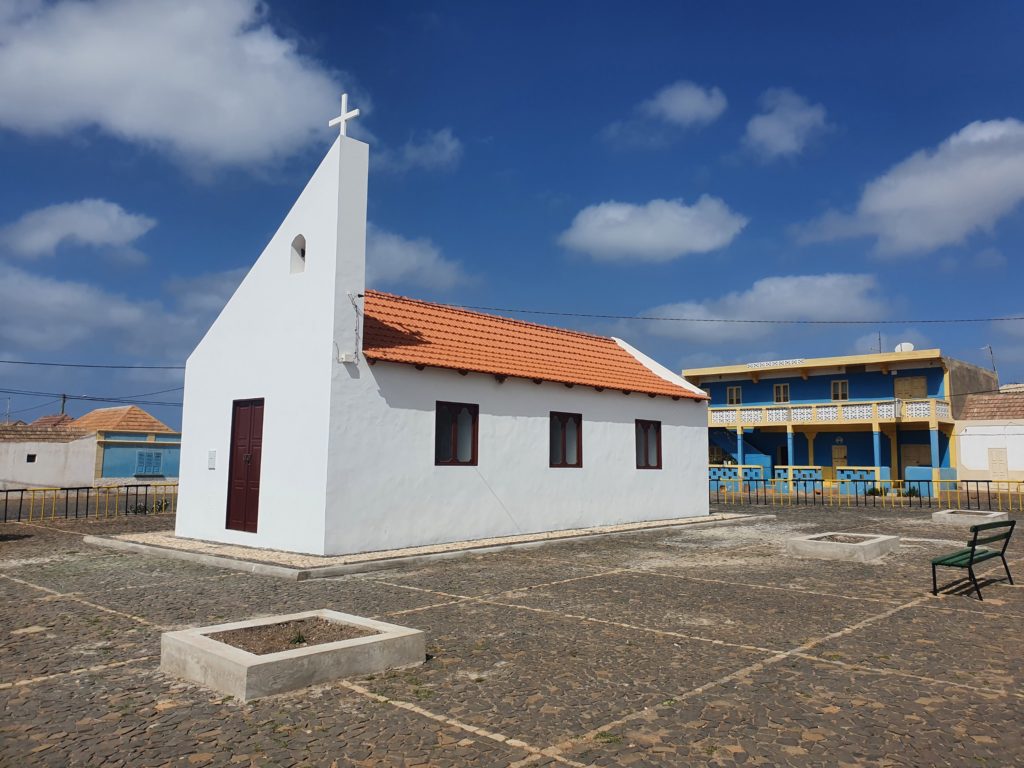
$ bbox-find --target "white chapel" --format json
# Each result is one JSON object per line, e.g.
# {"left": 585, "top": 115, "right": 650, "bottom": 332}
{"left": 176, "top": 98, "right": 709, "bottom": 556}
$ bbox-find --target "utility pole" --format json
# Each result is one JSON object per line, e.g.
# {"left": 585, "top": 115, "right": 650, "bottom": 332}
{"left": 877, "top": 331, "right": 883, "bottom": 354}
{"left": 982, "top": 345, "right": 998, "bottom": 379}
{"left": 3, "top": 397, "right": 9, "bottom": 425}
{"left": 60, "top": 393, "right": 67, "bottom": 415}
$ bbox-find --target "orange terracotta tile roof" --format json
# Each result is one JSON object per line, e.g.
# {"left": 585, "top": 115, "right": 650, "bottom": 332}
{"left": 73, "top": 405, "right": 176, "bottom": 434}
{"left": 31, "top": 413, "right": 75, "bottom": 428}
{"left": 0, "top": 425, "right": 88, "bottom": 443}
{"left": 960, "top": 392, "right": 1024, "bottom": 420}
{"left": 362, "top": 290, "right": 706, "bottom": 400}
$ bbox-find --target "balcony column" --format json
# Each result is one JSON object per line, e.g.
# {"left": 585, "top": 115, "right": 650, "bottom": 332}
{"left": 736, "top": 426, "right": 745, "bottom": 465}
{"left": 806, "top": 431, "right": 816, "bottom": 465}
{"left": 786, "top": 426, "right": 794, "bottom": 467}
{"left": 872, "top": 425, "right": 881, "bottom": 468}
{"left": 929, "top": 424, "right": 941, "bottom": 468}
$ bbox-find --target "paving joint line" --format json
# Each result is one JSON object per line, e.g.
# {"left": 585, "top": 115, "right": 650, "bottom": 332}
{"left": 476, "top": 596, "right": 782, "bottom": 655}
{"left": 366, "top": 567, "right": 627, "bottom": 604}
{"left": 338, "top": 679, "right": 589, "bottom": 767}
{"left": 68, "top": 571, "right": 244, "bottom": 598}
{"left": 373, "top": 598, "right": 472, "bottom": 619}
{"left": 786, "top": 651, "right": 1018, "bottom": 699}
{"left": 0, "top": 573, "right": 167, "bottom": 629}
{"left": 0, "top": 655, "right": 156, "bottom": 691}
{"left": 6, "top": 519, "right": 173, "bottom": 536}
{"left": 630, "top": 569, "right": 904, "bottom": 606}
{"left": 543, "top": 594, "right": 929, "bottom": 758}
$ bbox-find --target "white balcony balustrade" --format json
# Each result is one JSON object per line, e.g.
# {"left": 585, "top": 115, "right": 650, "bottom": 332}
{"left": 707, "top": 399, "right": 952, "bottom": 428}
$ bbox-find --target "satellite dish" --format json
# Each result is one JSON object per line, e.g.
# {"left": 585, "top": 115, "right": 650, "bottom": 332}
{"left": 894, "top": 342, "right": 915, "bottom": 353}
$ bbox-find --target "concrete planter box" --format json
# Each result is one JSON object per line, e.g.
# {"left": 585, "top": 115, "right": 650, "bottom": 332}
{"left": 160, "top": 609, "right": 424, "bottom": 702}
{"left": 931, "top": 509, "right": 1008, "bottom": 526}
{"left": 785, "top": 532, "right": 900, "bottom": 563}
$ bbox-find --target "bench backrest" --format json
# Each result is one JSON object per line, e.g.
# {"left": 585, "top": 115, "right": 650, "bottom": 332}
{"left": 968, "top": 520, "right": 1016, "bottom": 558}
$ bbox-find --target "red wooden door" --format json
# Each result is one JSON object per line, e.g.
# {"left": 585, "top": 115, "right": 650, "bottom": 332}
{"left": 226, "top": 398, "right": 264, "bottom": 532}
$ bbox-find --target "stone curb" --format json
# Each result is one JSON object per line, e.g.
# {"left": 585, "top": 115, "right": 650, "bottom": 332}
{"left": 84, "top": 513, "right": 775, "bottom": 580}
{"left": 82, "top": 536, "right": 308, "bottom": 580}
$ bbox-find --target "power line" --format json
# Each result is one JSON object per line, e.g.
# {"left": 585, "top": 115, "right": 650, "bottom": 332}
{"left": 453, "top": 304, "right": 1024, "bottom": 326}
{"left": 0, "top": 306, "right": 1022, "bottom": 377}
{"left": 0, "top": 387, "right": 183, "bottom": 408}
{"left": 6, "top": 398, "right": 62, "bottom": 417}
{"left": 0, "top": 360, "right": 184, "bottom": 370}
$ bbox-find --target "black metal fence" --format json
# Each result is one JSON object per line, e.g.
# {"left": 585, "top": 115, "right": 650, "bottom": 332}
{"left": 1, "top": 483, "right": 178, "bottom": 523}
{"left": 710, "top": 478, "right": 1024, "bottom": 512}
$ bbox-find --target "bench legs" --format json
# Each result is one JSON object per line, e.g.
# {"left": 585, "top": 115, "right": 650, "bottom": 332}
{"left": 932, "top": 561, "right": 1014, "bottom": 600}
{"left": 968, "top": 567, "right": 982, "bottom": 601}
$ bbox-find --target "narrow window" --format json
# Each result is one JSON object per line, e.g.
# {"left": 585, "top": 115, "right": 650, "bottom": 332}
{"left": 435, "top": 402, "right": 479, "bottom": 465}
{"left": 773, "top": 383, "right": 790, "bottom": 404}
{"left": 290, "top": 234, "right": 307, "bottom": 274}
{"left": 134, "top": 450, "right": 163, "bottom": 476}
{"left": 831, "top": 380, "right": 849, "bottom": 401}
{"left": 635, "top": 419, "right": 662, "bottom": 469}
{"left": 726, "top": 386, "right": 742, "bottom": 405}
{"left": 550, "top": 412, "right": 582, "bottom": 468}
{"left": 26, "top": 453, "right": 36, "bottom": 464}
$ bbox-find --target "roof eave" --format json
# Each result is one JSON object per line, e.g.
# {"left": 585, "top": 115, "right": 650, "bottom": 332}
{"left": 362, "top": 354, "right": 706, "bottom": 401}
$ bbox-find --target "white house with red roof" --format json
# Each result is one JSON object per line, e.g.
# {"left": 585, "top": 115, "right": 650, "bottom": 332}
{"left": 176, "top": 100, "right": 708, "bottom": 556}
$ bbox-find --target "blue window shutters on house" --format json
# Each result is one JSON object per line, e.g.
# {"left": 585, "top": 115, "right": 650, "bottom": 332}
{"left": 134, "top": 450, "right": 163, "bottom": 477}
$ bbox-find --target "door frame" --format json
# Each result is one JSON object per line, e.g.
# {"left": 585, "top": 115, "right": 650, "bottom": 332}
{"left": 831, "top": 444, "right": 848, "bottom": 468}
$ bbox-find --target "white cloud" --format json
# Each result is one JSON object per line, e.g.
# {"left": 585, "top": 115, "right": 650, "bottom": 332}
{"left": 744, "top": 88, "right": 828, "bottom": 160}
{"left": 164, "top": 267, "right": 248, "bottom": 316}
{"left": 0, "top": 262, "right": 243, "bottom": 357}
{"left": 640, "top": 81, "right": 727, "bottom": 127}
{"left": 0, "top": 262, "right": 163, "bottom": 352}
{"left": 0, "top": 199, "right": 155, "bottom": 258}
{"left": 640, "top": 274, "right": 885, "bottom": 344}
{"left": 374, "top": 128, "right": 463, "bottom": 174}
{"left": 0, "top": 0, "right": 344, "bottom": 167}
{"left": 558, "top": 196, "right": 747, "bottom": 262}
{"left": 798, "top": 119, "right": 1024, "bottom": 254}
{"left": 604, "top": 80, "right": 725, "bottom": 146}
{"left": 974, "top": 247, "right": 1007, "bottom": 269}
{"left": 366, "top": 224, "right": 467, "bottom": 290}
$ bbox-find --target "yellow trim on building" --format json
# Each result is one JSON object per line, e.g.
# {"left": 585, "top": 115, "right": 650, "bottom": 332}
{"left": 684, "top": 348, "right": 944, "bottom": 381}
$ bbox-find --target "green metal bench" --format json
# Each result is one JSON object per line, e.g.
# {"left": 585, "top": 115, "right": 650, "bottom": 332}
{"left": 931, "top": 520, "right": 1015, "bottom": 600}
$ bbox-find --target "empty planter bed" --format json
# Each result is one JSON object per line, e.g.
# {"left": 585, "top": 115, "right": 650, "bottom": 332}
{"left": 786, "top": 532, "right": 900, "bottom": 562}
{"left": 161, "top": 609, "right": 425, "bottom": 702}
{"left": 931, "top": 509, "right": 1008, "bottom": 526}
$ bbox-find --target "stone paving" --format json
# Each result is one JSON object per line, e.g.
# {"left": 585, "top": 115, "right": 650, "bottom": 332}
{"left": 1, "top": 507, "right": 1021, "bottom": 766}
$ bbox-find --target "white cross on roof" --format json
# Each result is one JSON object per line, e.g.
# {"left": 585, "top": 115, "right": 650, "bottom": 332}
{"left": 328, "top": 93, "right": 360, "bottom": 137}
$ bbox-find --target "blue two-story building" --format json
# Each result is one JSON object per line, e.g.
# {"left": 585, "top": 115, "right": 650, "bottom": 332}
{"left": 684, "top": 348, "right": 996, "bottom": 486}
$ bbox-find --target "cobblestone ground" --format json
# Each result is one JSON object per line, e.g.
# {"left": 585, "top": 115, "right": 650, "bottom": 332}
{"left": 1, "top": 507, "right": 1021, "bottom": 767}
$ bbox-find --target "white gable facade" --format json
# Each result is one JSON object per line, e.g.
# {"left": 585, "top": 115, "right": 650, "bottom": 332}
{"left": 177, "top": 133, "right": 709, "bottom": 556}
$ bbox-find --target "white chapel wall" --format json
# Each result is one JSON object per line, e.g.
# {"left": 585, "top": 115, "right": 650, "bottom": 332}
{"left": 323, "top": 362, "right": 709, "bottom": 556}
{"left": 176, "top": 138, "right": 367, "bottom": 554}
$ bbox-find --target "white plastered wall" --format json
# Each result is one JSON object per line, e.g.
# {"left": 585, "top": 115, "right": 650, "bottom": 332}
{"left": 0, "top": 437, "right": 97, "bottom": 489}
{"left": 176, "top": 137, "right": 368, "bottom": 554}
{"left": 323, "top": 360, "right": 709, "bottom": 556}
{"left": 955, "top": 420, "right": 1024, "bottom": 481}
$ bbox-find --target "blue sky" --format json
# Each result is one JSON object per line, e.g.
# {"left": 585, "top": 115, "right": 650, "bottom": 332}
{"left": 1, "top": 0, "right": 1023, "bottom": 429}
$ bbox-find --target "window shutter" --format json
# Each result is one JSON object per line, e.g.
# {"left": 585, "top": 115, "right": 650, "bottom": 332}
{"left": 135, "top": 450, "right": 163, "bottom": 476}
